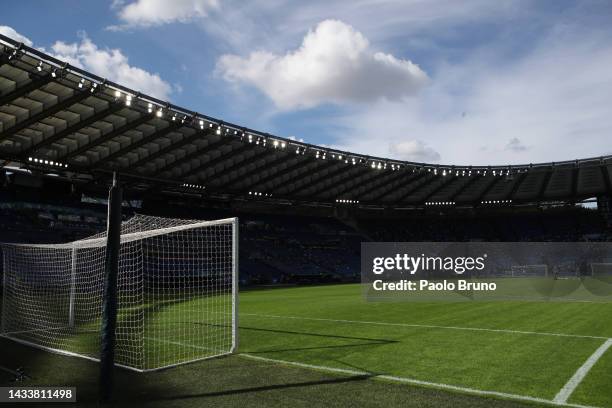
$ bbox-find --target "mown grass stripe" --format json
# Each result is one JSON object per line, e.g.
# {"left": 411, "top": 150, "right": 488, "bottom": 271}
{"left": 241, "top": 353, "right": 600, "bottom": 408}
{"left": 242, "top": 312, "right": 608, "bottom": 340}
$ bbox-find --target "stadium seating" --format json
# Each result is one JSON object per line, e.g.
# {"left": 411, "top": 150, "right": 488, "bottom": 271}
{"left": 0, "top": 196, "right": 609, "bottom": 286}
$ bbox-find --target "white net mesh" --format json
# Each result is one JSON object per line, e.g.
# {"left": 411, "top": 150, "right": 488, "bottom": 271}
{"left": 0, "top": 215, "right": 238, "bottom": 371}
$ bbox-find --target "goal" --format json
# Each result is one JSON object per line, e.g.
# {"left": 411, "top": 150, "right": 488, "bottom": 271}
{"left": 590, "top": 263, "right": 612, "bottom": 279}
{"left": 0, "top": 215, "right": 238, "bottom": 372}
{"left": 511, "top": 264, "right": 548, "bottom": 277}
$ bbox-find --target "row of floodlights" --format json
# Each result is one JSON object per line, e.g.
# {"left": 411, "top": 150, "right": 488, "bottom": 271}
{"left": 425, "top": 168, "right": 520, "bottom": 177}
{"left": 29, "top": 57, "right": 298, "bottom": 149}
{"left": 425, "top": 201, "right": 455, "bottom": 206}
{"left": 28, "top": 59, "right": 526, "bottom": 176}
{"left": 336, "top": 199, "right": 360, "bottom": 204}
{"left": 481, "top": 200, "right": 513, "bottom": 204}
{"left": 19, "top": 52, "right": 545, "bottom": 178}
{"left": 181, "top": 183, "right": 205, "bottom": 190}
{"left": 28, "top": 157, "right": 68, "bottom": 168}
{"left": 316, "top": 151, "right": 362, "bottom": 165}
{"left": 35, "top": 61, "right": 61, "bottom": 78}
{"left": 249, "top": 191, "right": 271, "bottom": 197}
{"left": 369, "top": 161, "right": 403, "bottom": 171}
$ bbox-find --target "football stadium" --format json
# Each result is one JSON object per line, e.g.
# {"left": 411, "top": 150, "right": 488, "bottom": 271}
{"left": 1, "top": 4, "right": 612, "bottom": 408}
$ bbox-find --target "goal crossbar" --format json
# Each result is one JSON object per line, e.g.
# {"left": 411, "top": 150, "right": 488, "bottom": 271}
{"left": 2, "top": 217, "right": 237, "bottom": 250}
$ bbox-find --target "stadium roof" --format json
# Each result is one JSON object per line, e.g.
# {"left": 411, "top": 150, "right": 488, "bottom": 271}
{"left": 1, "top": 33, "right": 611, "bottom": 209}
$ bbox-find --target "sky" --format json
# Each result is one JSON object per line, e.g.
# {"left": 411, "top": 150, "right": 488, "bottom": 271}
{"left": 1, "top": 0, "right": 612, "bottom": 166}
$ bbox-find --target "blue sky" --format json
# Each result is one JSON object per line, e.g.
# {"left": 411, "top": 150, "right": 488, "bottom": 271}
{"left": 2, "top": 0, "right": 612, "bottom": 165}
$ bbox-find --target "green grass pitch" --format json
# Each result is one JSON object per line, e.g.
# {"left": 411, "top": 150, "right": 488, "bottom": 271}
{"left": 1, "top": 283, "right": 611, "bottom": 407}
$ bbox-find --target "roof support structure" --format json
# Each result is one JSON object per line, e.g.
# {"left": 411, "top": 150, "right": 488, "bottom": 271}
{"left": 474, "top": 177, "right": 503, "bottom": 205}
{"left": 506, "top": 172, "right": 529, "bottom": 203}
{"left": 272, "top": 160, "right": 339, "bottom": 195}
{"left": 165, "top": 143, "right": 252, "bottom": 180}
{"left": 125, "top": 131, "right": 211, "bottom": 171}
{"left": 0, "top": 90, "right": 91, "bottom": 143}
{"left": 22, "top": 103, "right": 124, "bottom": 157}
{"left": 570, "top": 167, "right": 580, "bottom": 201}
{"left": 238, "top": 156, "right": 311, "bottom": 193}
{"left": 372, "top": 172, "right": 428, "bottom": 203}
{"left": 61, "top": 113, "right": 153, "bottom": 160}
{"left": 536, "top": 169, "right": 554, "bottom": 202}
{"left": 354, "top": 169, "right": 412, "bottom": 201}
{"left": 285, "top": 162, "right": 350, "bottom": 197}
{"left": 393, "top": 173, "right": 436, "bottom": 203}
{"left": 209, "top": 149, "right": 278, "bottom": 190}
{"left": 307, "top": 165, "right": 370, "bottom": 199}
{"left": 601, "top": 165, "right": 612, "bottom": 195}
{"left": 0, "top": 73, "right": 53, "bottom": 106}
{"left": 331, "top": 168, "right": 385, "bottom": 200}
{"left": 148, "top": 136, "right": 232, "bottom": 177}
{"left": 94, "top": 122, "right": 183, "bottom": 167}
{"left": 420, "top": 176, "right": 459, "bottom": 204}
{"left": 221, "top": 153, "right": 295, "bottom": 191}
{"left": 449, "top": 174, "right": 482, "bottom": 204}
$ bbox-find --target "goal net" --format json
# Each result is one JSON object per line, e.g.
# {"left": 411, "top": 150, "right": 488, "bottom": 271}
{"left": 590, "top": 263, "right": 612, "bottom": 280}
{"left": 511, "top": 264, "right": 548, "bottom": 277}
{"left": 0, "top": 215, "right": 238, "bottom": 372}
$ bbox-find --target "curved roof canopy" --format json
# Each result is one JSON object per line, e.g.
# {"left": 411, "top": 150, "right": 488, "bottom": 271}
{"left": 1, "top": 34, "right": 611, "bottom": 209}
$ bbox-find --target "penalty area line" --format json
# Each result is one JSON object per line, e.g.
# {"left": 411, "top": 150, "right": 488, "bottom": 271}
{"left": 553, "top": 338, "right": 612, "bottom": 404}
{"left": 242, "top": 313, "right": 608, "bottom": 340}
{"left": 241, "top": 353, "right": 599, "bottom": 408}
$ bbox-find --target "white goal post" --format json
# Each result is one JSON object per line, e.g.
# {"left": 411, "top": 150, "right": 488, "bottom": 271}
{"left": 511, "top": 264, "right": 548, "bottom": 277}
{"left": 0, "top": 215, "right": 239, "bottom": 372}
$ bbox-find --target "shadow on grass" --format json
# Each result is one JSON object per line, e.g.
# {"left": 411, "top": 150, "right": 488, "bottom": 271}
{"left": 138, "top": 374, "right": 374, "bottom": 402}
{"left": 238, "top": 324, "right": 397, "bottom": 354}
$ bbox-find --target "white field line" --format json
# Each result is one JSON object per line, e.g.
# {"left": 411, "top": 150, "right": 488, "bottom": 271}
{"left": 242, "top": 313, "right": 608, "bottom": 340}
{"left": 241, "top": 354, "right": 598, "bottom": 408}
{"left": 553, "top": 339, "right": 612, "bottom": 404}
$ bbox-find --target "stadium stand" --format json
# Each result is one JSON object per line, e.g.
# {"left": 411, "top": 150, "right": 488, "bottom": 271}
{"left": 0, "top": 34, "right": 611, "bottom": 210}
{"left": 0, "top": 33, "right": 611, "bottom": 288}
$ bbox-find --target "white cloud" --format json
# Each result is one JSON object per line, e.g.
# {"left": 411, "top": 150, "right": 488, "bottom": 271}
{"left": 111, "top": 0, "right": 218, "bottom": 29}
{"left": 216, "top": 19, "right": 428, "bottom": 110}
{"left": 0, "top": 26, "right": 174, "bottom": 101}
{"left": 329, "top": 23, "right": 612, "bottom": 165}
{"left": 0, "top": 26, "right": 33, "bottom": 46}
{"left": 505, "top": 138, "right": 528, "bottom": 152}
{"left": 389, "top": 140, "right": 440, "bottom": 162}
{"left": 49, "top": 35, "right": 173, "bottom": 100}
